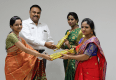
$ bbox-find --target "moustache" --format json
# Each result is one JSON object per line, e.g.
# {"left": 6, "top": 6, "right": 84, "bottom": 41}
{"left": 33, "top": 16, "right": 38, "bottom": 18}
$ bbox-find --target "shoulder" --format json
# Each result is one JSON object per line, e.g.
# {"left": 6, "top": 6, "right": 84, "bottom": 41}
{"left": 88, "top": 43, "right": 96, "bottom": 47}
{"left": 40, "top": 22, "right": 48, "bottom": 27}
{"left": 22, "top": 18, "right": 30, "bottom": 26}
{"left": 90, "top": 36, "right": 99, "bottom": 42}
{"left": 87, "top": 36, "right": 100, "bottom": 46}
{"left": 6, "top": 33, "right": 19, "bottom": 43}
{"left": 66, "top": 29, "right": 70, "bottom": 32}
{"left": 65, "top": 29, "right": 70, "bottom": 34}
{"left": 22, "top": 19, "right": 29, "bottom": 23}
{"left": 7, "top": 33, "right": 17, "bottom": 39}
{"left": 22, "top": 19, "right": 31, "bottom": 29}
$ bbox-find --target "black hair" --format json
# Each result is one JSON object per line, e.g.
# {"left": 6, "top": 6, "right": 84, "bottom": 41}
{"left": 6, "top": 16, "right": 22, "bottom": 51}
{"left": 67, "top": 12, "right": 79, "bottom": 23}
{"left": 10, "top": 16, "right": 22, "bottom": 26}
{"left": 81, "top": 18, "right": 96, "bottom": 36}
{"left": 30, "top": 4, "right": 42, "bottom": 11}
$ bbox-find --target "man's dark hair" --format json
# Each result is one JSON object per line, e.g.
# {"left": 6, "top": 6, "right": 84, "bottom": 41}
{"left": 30, "top": 4, "right": 42, "bottom": 11}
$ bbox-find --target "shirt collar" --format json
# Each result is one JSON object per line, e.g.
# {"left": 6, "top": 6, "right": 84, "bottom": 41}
{"left": 28, "top": 18, "right": 41, "bottom": 25}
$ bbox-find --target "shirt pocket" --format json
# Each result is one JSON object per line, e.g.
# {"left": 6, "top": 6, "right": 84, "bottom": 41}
{"left": 42, "top": 30, "right": 48, "bottom": 40}
{"left": 30, "top": 26, "right": 36, "bottom": 36}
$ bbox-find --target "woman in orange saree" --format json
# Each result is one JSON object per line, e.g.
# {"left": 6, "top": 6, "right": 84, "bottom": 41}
{"left": 5, "top": 16, "right": 52, "bottom": 80}
{"left": 61, "top": 18, "right": 107, "bottom": 80}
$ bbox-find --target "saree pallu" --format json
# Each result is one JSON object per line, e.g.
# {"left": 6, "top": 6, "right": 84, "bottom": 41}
{"left": 5, "top": 38, "right": 47, "bottom": 80}
{"left": 75, "top": 37, "right": 107, "bottom": 80}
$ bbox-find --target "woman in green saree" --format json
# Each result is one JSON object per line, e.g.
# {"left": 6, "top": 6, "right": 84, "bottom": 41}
{"left": 62, "top": 12, "right": 83, "bottom": 80}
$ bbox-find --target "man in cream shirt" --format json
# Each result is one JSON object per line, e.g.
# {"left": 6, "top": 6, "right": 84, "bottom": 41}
{"left": 20, "top": 4, "right": 56, "bottom": 68}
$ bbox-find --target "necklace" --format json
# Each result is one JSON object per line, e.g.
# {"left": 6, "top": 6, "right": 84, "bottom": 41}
{"left": 81, "top": 35, "right": 94, "bottom": 44}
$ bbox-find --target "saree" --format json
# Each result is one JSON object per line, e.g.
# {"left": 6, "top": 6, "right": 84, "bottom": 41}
{"left": 63, "top": 28, "right": 83, "bottom": 80}
{"left": 5, "top": 36, "right": 47, "bottom": 80}
{"left": 75, "top": 36, "right": 107, "bottom": 80}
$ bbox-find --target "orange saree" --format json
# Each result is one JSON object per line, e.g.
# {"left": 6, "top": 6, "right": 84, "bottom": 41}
{"left": 5, "top": 38, "right": 47, "bottom": 80}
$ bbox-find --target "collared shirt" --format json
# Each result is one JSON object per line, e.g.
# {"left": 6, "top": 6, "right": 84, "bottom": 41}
{"left": 19, "top": 18, "right": 54, "bottom": 50}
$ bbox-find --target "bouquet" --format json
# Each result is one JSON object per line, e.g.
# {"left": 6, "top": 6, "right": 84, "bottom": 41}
{"left": 54, "top": 31, "right": 70, "bottom": 51}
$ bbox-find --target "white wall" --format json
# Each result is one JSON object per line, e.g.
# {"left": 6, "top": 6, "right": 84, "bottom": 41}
{"left": 0, "top": 0, "right": 116, "bottom": 80}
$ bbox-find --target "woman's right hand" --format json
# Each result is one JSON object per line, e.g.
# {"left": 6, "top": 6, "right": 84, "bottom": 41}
{"left": 42, "top": 54, "right": 53, "bottom": 61}
{"left": 72, "top": 46, "right": 77, "bottom": 49}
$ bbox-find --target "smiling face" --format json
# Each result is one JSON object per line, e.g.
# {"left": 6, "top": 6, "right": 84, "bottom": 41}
{"left": 81, "top": 21, "right": 93, "bottom": 36}
{"left": 10, "top": 19, "right": 22, "bottom": 33}
{"left": 29, "top": 7, "right": 41, "bottom": 23}
{"left": 67, "top": 15, "right": 77, "bottom": 27}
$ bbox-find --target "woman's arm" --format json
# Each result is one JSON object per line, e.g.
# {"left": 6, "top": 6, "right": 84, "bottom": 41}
{"left": 61, "top": 54, "right": 89, "bottom": 61}
{"left": 15, "top": 41, "right": 40, "bottom": 57}
{"left": 61, "top": 43, "right": 98, "bottom": 61}
{"left": 15, "top": 41, "right": 52, "bottom": 60}
{"left": 64, "top": 39, "right": 71, "bottom": 49}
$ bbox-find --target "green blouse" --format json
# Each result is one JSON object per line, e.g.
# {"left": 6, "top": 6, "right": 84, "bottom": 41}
{"left": 64, "top": 28, "right": 83, "bottom": 49}
{"left": 6, "top": 33, "right": 19, "bottom": 49}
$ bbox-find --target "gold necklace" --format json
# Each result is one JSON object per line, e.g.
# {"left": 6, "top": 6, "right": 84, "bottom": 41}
{"left": 82, "top": 35, "right": 94, "bottom": 43}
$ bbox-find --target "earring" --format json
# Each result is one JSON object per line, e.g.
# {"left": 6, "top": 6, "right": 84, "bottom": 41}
{"left": 76, "top": 23, "right": 78, "bottom": 25}
{"left": 91, "top": 32, "right": 93, "bottom": 34}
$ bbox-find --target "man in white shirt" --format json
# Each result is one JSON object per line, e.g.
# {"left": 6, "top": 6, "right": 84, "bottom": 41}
{"left": 20, "top": 4, "right": 56, "bottom": 69}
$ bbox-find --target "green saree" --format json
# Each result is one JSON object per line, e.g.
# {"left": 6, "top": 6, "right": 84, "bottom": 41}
{"left": 63, "top": 28, "right": 83, "bottom": 80}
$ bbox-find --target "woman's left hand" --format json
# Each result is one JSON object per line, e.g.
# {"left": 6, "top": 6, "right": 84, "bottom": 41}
{"left": 64, "top": 39, "right": 69, "bottom": 46}
{"left": 60, "top": 54, "right": 69, "bottom": 59}
{"left": 43, "top": 54, "right": 53, "bottom": 61}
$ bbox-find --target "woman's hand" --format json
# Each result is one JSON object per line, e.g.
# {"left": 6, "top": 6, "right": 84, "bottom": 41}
{"left": 60, "top": 54, "right": 69, "bottom": 59}
{"left": 42, "top": 54, "right": 53, "bottom": 61}
{"left": 64, "top": 39, "right": 69, "bottom": 46}
{"left": 72, "top": 46, "right": 77, "bottom": 49}
{"left": 67, "top": 52, "right": 75, "bottom": 55}
{"left": 64, "top": 39, "right": 71, "bottom": 48}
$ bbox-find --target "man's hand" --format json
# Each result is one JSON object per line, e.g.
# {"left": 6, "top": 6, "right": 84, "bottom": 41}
{"left": 44, "top": 42, "right": 56, "bottom": 49}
